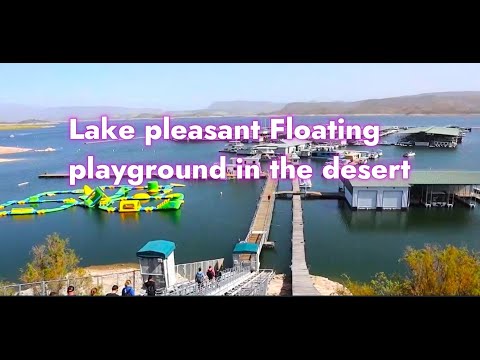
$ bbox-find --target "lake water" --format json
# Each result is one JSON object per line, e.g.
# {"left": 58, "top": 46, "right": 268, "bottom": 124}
{"left": 1, "top": 115, "right": 480, "bottom": 282}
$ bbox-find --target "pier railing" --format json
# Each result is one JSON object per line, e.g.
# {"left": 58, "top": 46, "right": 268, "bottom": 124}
{"left": 225, "top": 269, "right": 275, "bottom": 296}
{"left": 175, "top": 258, "right": 225, "bottom": 283}
{"left": 163, "top": 264, "right": 253, "bottom": 296}
{"left": 0, "top": 258, "right": 225, "bottom": 296}
{"left": 244, "top": 177, "right": 277, "bottom": 245}
{"left": 0, "top": 270, "right": 142, "bottom": 296}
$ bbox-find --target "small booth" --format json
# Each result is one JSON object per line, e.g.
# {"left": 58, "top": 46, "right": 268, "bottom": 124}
{"left": 232, "top": 242, "right": 259, "bottom": 271}
{"left": 136, "top": 240, "right": 177, "bottom": 291}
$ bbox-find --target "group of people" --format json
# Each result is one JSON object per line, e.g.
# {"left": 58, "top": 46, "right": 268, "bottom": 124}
{"left": 48, "top": 265, "right": 223, "bottom": 295}
{"left": 195, "top": 265, "right": 222, "bottom": 288}
{"left": 50, "top": 276, "right": 157, "bottom": 296}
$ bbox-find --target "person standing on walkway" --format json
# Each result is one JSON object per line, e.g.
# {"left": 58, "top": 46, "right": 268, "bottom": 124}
{"left": 106, "top": 285, "right": 120, "bottom": 296}
{"left": 122, "top": 280, "right": 135, "bottom": 296}
{"left": 144, "top": 275, "right": 156, "bottom": 296}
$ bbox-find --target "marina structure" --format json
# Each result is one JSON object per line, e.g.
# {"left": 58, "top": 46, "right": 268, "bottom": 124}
{"left": 397, "top": 126, "right": 463, "bottom": 148}
{"left": 233, "top": 176, "right": 278, "bottom": 271}
{"left": 341, "top": 171, "right": 480, "bottom": 210}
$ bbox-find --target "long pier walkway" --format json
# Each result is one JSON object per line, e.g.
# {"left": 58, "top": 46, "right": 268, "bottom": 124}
{"left": 290, "top": 179, "right": 320, "bottom": 295}
{"left": 240, "top": 176, "right": 278, "bottom": 263}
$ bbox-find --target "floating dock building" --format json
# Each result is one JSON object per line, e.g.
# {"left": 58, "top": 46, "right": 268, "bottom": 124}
{"left": 341, "top": 171, "right": 480, "bottom": 210}
{"left": 397, "top": 126, "right": 463, "bottom": 148}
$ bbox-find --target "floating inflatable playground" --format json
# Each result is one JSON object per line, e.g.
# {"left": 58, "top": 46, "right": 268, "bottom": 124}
{"left": 0, "top": 181, "right": 185, "bottom": 216}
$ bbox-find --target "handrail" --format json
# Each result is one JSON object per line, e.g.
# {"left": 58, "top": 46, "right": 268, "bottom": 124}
{"left": 245, "top": 177, "right": 277, "bottom": 241}
{"left": 164, "top": 265, "right": 252, "bottom": 296}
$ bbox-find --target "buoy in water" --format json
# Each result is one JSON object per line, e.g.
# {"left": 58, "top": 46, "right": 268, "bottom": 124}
{"left": 220, "top": 191, "right": 223, "bottom": 196}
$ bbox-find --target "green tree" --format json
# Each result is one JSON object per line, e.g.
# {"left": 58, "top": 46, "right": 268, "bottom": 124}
{"left": 20, "top": 233, "right": 91, "bottom": 294}
{"left": 341, "top": 244, "right": 480, "bottom": 296}
{"left": 403, "top": 244, "right": 480, "bottom": 296}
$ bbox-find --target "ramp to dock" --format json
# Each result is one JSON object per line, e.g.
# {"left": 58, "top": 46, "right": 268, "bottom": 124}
{"left": 276, "top": 190, "right": 344, "bottom": 200}
{"left": 291, "top": 179, "right": 320, "bottom": 296}
{"left": 239, "top": 177, "right": 278, "bottom": 263}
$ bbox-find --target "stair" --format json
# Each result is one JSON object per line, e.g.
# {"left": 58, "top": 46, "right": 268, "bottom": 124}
{"left": 164, "top": 265, "right": 252, "bottom": 296}
{"left": 225, "top": 270, "right": 274, "bottom": 296}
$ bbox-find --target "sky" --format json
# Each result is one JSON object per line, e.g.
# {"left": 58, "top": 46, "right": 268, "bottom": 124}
{"left": 0, "top": 63, "right": 479, "bottom": 110}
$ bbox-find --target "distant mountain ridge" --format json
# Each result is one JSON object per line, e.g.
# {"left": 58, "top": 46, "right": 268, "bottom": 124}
{"left": 278, "top": 92, "right": 480, "bottom": 115}
{"left": 0, "top": 104, "right": 164, "bottom": 122}
{"left": 207, "top": 101, "right": 286, "bottom": 114}
{"left": 2, "top": 92, "right": 480, "bottom": 122}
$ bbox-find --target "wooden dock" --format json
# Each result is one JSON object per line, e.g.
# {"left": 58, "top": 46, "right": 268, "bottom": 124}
{"left": 239, "top": 176, "right": 278, "bottom": 262}
{"left": 38, "top": 174, "right": 70, "bottom": 178}
{"left": 39, "top": 173, "right": 164, "bottom": 179}
{"left": 276, "top": 190, "right": 344, "bottom": 200}
{"left": 290, "top": 178, "right": 320, "bottom": 296}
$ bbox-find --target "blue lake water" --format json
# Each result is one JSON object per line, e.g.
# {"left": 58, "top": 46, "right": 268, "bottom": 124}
{"left": 1, "top": 115, "right": 480, "bottom": 282}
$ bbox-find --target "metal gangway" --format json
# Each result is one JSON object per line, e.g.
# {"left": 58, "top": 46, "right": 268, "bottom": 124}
{"left": 162, "top": 265, "right": 274, "bottom": 296}
{"left": 224, "top": 269, "right": 274, "bottom": 296}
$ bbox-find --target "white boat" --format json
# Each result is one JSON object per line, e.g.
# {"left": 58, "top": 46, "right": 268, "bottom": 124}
{"left": 34, "top": 147, "right": 56, "bottom": 152}
{"left": 219, "top": 141, "right": 244, "bottom": 153}
{"left": 242, "top": 154, "right": 262, "bottom": 165}
{"left": 403, "top": 151, "right": 415, "bottom": 157}
{"left": 368, "top": 152, "right": 379, "bottom": 159}
{"left": 311, "top": 150, "right": 342, "bottom": 159}
{"left": 18, "top": 182, "right": 29, "bottom": 186}
{"left": 376, "top": 150, "right": 383, "bottom": 156}
{"left": 289, "top": 152, "right": 301, "bottom": 165}
{"left": 299, "top": 179, "right": 312, "bottom": 188}
{"left": 236, "top": 147, "right": 257, "bottom": 156}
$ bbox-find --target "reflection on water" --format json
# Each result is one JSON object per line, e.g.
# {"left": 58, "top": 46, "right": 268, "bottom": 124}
{"left": 339, "top": 202, "right": 475, "bottom": 232}
{"left": 9, "top": 214, "right": 36, "bottom": 222}
{"left": 119, "top": 212, "right": 140, "bottom": 223}
{"left": 339, "top": 203, "right": 408, "bottom": 231}
{"left": 160, "top": 210, "right": 182, "bottom": 226}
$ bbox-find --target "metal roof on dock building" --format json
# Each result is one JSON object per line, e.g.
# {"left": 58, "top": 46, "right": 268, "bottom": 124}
{"left": 136, "top": 240, "right": 175, "bottom": 258}
{"left": 233, "top": 242, "right": 259, "bottom": 254}
{"left": 409, "top": 171, "right": 480, "bottom": 185}
{"left": 344, "top": 171, "right": 480, "bottom": 188}
{"left": 399, "top": 126, "right": 462, "bottom": 136}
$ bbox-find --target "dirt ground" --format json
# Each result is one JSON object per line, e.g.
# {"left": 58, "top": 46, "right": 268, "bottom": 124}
{"left": 266, "top": 274, "right": 350, "bottom": 296}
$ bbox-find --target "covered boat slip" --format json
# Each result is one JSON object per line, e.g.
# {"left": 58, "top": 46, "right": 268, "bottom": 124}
{"left": 408, "top": 171, "right": 480, "bottom": 209}
{"left": 342, "top": 171, "right": 480, "bottom": 210}
{"left": 342, "top": 177, "right": 410, "bottom": 210}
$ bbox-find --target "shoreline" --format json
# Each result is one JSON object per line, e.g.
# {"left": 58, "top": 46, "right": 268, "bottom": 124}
{"left": 0, "top": 158, "right": 24, "bottom": 163}
{"left": 131, "top": 113, "right": 480, "bottom": 120}
{"left": 266, "top": 274, "right": 350, "bottom": 296}
{"left": 0, "top": 124, "right": 56, "bottom": 130}
{"left": 45, "top": 113, "right": 480, "bottom": 123}
{"left": 82, "top": 263, "right": 349, "bottom": 296}
{"left": 0, "top": 146, "right": 32, "bottom": 155}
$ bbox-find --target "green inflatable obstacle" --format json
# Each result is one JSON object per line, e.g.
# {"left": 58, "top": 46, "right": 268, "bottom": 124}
{"left": 83, "top": 187, "right": 107, "bottom": 208}
{"left": 147, "top": 181, "right": 159, "bottom": 194}
{"left": 0, "top": 182, "right": 186, "bottom": 217}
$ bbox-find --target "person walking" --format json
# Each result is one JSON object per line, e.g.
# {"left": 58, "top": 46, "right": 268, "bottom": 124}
{"left": 195, "top": 267, "right": 205, "bottom": 290}
{"left": 206, "top": 266, "right": 215, "bottom": 283}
